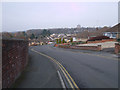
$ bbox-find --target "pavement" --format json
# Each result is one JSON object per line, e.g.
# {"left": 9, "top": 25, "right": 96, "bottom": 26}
{"left": 13, "top": 48, "right": 62, "bottom": 88}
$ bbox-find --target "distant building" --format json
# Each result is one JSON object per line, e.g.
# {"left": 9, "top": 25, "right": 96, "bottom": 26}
{"left": 73, "top": 37, "right": 77, "bottom": 42}
{"left": 76, "top": 25, "right": 81, "bottom": 29}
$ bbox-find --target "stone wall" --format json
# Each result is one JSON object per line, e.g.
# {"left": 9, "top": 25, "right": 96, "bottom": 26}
{"left": 2, "top": 39, "right": 28, "bottom": 88}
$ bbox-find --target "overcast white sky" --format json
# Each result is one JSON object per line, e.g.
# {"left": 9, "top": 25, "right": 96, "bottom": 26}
{"left": 2, "top": 2, "right": 118, "bottom": 32}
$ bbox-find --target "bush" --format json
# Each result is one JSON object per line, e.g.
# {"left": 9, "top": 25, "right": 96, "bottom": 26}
{"left": 70, "top": 38, "right": 73, "bottom": 42}
{"left": 62, "top": 38, "right": 65, "bottom": 43}
{"left": 59, "top": 38, "right": 61, "bottom": 44}
{"left": 80, "top": 41, "right": 86, "bottom": 44}
{"left": 117, "top": 39, "right": 120, "bottom": 42}
{"left": 71, "top": 41, "right": 86, "bottom": 46}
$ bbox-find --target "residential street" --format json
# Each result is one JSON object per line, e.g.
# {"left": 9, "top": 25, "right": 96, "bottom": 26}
{"left": 2, "top": 2, "right": 119, "bottom": 89}
{"left": 31, "top": 45, "right": 118, "bottom": 88}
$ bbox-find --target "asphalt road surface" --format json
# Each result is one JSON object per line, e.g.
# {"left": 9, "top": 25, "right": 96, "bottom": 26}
{"left": 31, "top": 45, "right": 118, "bottom": 88}
{"left": 13, "top": 47, "right": 62, "bottom": 88}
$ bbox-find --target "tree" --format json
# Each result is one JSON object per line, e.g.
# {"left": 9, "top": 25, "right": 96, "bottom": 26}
{"left": 41, "top": 29, "right": 51, "bottom": 37}
{"left": 22, "top": 31, "right": 28, "bottom": 39}
{"left": 56, "top": 39, "right": 59, "bottom": 44}
{"left": 30, "top": 33, "right": 35, "bottom": 39}
{"left": 70, "top": 38, "right": 73, "bottom": 42}
{"left": 35, "top": 36, "right": 38, "bottom": 39}
{"left": 62, "top": 38, "right": 65, "bottom": 43}
{"left": 96, "top": 27, "right": 99, "bottom": 31}
{"left": 59, "top": 38, "right": 61, "bottom": 44}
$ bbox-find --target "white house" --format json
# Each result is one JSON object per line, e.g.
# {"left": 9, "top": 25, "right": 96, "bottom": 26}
{"left": 73, "top": 37, "right": 77, "bottom": 42}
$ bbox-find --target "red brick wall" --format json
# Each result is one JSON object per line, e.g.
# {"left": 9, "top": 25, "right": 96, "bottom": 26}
{"left": 71, "top": 45, "right": 101, "bottom": 51}
{"left": 2, "top": 39, "right": 28, "bottom": 88}
{"left": 58, "top": 45, "right": 101, "bottom": 51}
{"left": 115, "top": 43, "right": 120, "bottom": 54}
{"left": 87, "top": 39, "right": 116, "bottom": 44}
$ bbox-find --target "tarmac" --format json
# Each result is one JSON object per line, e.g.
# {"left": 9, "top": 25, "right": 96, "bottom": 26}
{"left": 12, "top": 48, "right": 62, "bottom": 88}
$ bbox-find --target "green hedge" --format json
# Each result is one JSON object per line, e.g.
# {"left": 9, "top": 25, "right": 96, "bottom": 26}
{"left": 117, "top": 39, "right": 120, "bottom": 42}
{"left": 71, "top": 41, "right": 86, "bottom": 46}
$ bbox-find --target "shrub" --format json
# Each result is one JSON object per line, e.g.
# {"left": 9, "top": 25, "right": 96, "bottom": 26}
{"left": 117, "top": 39, "right": 120, "bottom": 42}
{"left": 59, "top": 38, "right": 61, "bottom": 44}
{"left": 70, "top": 38, "right": 73, "bottom": 42}
{"left": 62, "top": 38, "right": 65, "bottom": 43}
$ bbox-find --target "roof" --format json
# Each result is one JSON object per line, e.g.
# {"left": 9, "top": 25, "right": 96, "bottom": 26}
{"left": 105, "top": 23, "right": 120, "bottom": 32}
{"left": 104, "top": 32, "right": 120, "bottom": 33}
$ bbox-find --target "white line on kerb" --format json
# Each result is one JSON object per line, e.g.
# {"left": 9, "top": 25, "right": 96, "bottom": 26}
{"left": 57, "top": 71, "right": 66, "bottom": 89}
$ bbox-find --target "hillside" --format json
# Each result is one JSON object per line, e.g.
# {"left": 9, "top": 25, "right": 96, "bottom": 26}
{"left": 26, "top": 27, "right": 98, "bottom": 37}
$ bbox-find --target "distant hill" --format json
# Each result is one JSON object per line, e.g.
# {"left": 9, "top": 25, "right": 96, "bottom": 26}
{"left": 26, "top": 27, "right": 99, "bottom": 37}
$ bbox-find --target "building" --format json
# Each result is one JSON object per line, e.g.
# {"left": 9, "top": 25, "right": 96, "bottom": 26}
{"left": 103, "top": 32, "right": 119, "bottom": 39}
{"left": 77, "top": 25, "right": 81, "bottom": 29}
{"left": 103, "top": 23, "right": 120, "bottom": 39}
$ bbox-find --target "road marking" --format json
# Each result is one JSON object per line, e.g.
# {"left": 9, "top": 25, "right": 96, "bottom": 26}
{"left": 57, "top": 61, "right": 79, "bottom": 89}
{"left": 57, "top": 63, "right": 75, "bottom": 89}
{"left": 31, "top": 48, "right": 79, "bottom": 89}
{"left": 57, "top": 71, "right": 66, "bottom": 89}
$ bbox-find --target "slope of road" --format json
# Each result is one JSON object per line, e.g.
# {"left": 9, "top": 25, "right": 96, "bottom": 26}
{"left": 32, "top": 45, "right": 118, "bottom": 88}
{"left": 13, "top": 49, "right": 62, "bottom": 88}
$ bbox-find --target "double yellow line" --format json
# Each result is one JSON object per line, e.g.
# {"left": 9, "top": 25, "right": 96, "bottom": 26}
{"left": 31, "top": 48, "right": 79, "bottom": 90}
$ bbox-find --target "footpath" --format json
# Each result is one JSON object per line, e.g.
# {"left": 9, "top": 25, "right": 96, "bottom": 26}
{"left": 12, "top": 47, "right": 62, "bottom": 88}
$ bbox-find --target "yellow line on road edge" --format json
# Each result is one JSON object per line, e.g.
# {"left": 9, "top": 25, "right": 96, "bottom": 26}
{"left": 31, "top": 48, "right": 79, "bottom": 90}
{"left": 57, "top": 61, "right": 79, "bottom": 89}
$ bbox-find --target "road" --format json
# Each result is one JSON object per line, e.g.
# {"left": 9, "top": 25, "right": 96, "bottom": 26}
{"left": 13, "top": 46, "right": 62, "bottom": 88}
{"left": 31, "top": 45, "right": 118, "bottom": 88}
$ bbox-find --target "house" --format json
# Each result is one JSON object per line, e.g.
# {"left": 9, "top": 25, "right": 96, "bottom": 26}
{"left": 103, "top": 23, "right": 120, "bottom": 39}
{"left": 73, "top": 37, "right": 77, "bottom": 41}
{"left": 103, "top": 32, "right": 119, "bottom": 39}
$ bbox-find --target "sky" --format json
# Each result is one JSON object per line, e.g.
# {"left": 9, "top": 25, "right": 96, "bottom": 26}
{"left": 2, "top": 2, "right": 118, "bottom": 32}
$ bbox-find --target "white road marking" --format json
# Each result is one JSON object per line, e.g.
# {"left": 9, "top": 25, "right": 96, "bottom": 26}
{"left": 57, "top": 71, "right": 66, "bottom": 89}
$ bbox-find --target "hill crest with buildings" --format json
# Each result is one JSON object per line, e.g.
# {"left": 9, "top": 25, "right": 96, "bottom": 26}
{"left": 1, "top": 23, "right": 119, "bottom": 41}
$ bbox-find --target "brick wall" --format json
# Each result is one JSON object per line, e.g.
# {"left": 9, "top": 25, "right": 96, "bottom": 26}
{"left": 58, "top": 45, "right": 101, "bottom": 51}
{"left": 2, "top": 39, "right": 28, "bottom": 88}
{"left": 87, "top": 39, "right": 116, "bottom": 44}
{"left": 71, "top": 45, "right": 101, "bottom": 51}
{"left": 115, "top": 43, "right": 120, "bottom": 54}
